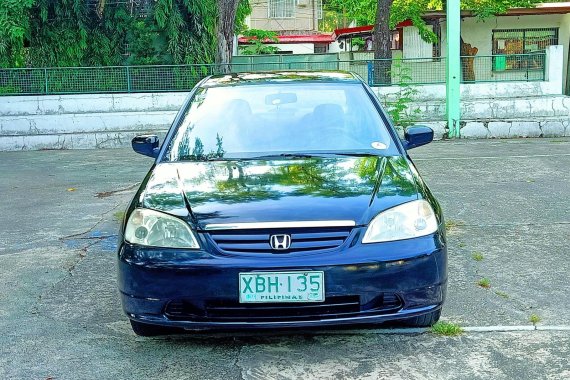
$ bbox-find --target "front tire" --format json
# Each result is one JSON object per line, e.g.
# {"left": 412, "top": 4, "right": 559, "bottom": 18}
{"left": 401, "top": 309, "right": 441, "bottom": 327}
{"left": 130, "top": 319, "right": 181, "bottom": 336}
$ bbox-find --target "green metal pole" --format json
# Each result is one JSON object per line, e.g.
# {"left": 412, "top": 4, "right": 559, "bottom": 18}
{"left": 44, "top": 68, "right": 49, "bottom": 95}
{"left": 126, "top": 66, "right": 132, "bottom": 93}
{"left": 446, "top": 0, "right": 461, "bottom": 138}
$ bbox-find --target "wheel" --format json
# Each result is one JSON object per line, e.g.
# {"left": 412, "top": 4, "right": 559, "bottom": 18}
{"left": 129, "top": 319, "right": 181, "bottom": 337}
{"left": 400, "top": 309, "right": 441, "bottom": 327}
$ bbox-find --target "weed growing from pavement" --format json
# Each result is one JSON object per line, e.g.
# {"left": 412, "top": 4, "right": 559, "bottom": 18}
{"left": 477, "top": 278, "right": 491, "bottom": 288}
{"left": 494, "top": 290, "right": 509, "bottom": 299}
{"left": 530, "top": 314, "right": 542, "bottom": 326}
{"left": 431, "top": 321, "right": 463, "bottom": 336}
{"left": 458, "top": 242, "right": 466, "bottom": 248}
{"left": 471, "top": 252, "right": 484, "bottom": 261}
{"left": 113, "top": 211, "right": 125, "bottom": 221}
{"left": 445, "top": 220, "right": 465, "bottom": 233}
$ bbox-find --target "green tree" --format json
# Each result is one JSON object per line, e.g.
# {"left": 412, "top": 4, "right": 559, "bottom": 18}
{"left": 239, "top": 29, "right": 280, "bottom": 55}
{"left": 326, "top": 0, "right": 548, "bottom": 54}
{"left": 0, "top": 0, "right": 251, "bottom": 68}
{"left": 0, "top": 0, "right": 35, "bottom": 67}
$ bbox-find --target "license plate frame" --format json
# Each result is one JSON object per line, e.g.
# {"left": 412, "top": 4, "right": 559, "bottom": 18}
{"left": 239, "top": 271, "right": 325, "bottom": 303}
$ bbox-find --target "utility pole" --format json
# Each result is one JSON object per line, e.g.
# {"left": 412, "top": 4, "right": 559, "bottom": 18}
{"left": 446, "top": 0, "right": 461, "bottom": 138}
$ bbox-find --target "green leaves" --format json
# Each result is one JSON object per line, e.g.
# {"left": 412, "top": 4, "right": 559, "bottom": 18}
{"left": 0, "top": 0, "right": 35, "bottom": 66}
{"left": 1, "top": 0, "right": 252, "bottom": 68}
{"left": 239, "top": 29, "right": 280, "bottom": 55}
{"left": 325, "top": 0, "right": 546, "bottom": 45}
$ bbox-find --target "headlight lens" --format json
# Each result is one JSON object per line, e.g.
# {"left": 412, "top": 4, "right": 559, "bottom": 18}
{"left": 362, "top": 200, "right": 438, "bottom": 243}
{"left": 124, "top": 208, "right": 200, "bottom": 249}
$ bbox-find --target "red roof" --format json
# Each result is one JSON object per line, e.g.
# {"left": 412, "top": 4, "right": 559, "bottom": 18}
{"left": 333, "top": 25, "right": 373, "bottom": 39}
{"left": 332, "top": 21, "right": 413, "bottom": 40}
{"left": 238, "top": 34, "right": 335, "bottom": 44}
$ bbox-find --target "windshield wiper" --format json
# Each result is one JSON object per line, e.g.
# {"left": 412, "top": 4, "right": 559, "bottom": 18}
{"left": 317, "top": 151, "right": 380, "bottom": 157}
{"left": 247, "top": 153, "right": 322, "bottom": 160}
{"left": 246, "top": 152, "right": 382, "bottom": 160}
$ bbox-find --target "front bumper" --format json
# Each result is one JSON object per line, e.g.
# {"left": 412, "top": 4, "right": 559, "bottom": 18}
{"left": 118, "top": 233, "right": 447, "bottom": 330}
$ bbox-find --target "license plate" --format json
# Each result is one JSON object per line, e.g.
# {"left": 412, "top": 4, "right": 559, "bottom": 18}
{"left": 239, "top": 271, "right": 325, "bottom": 303}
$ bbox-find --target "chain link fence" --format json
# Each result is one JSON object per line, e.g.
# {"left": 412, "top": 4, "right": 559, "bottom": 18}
{"left": 0, "top": 52, "right": 546, "bottom": 96}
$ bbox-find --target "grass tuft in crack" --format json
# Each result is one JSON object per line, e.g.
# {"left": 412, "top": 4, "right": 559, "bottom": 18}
{"left": 477, "top": 278, "right": 491, "bottom": 289}
{"left": 113, "top": 211, "right": 125, "bottom": 222}
{"left": 494, "top": 290, "right": 509, "bottom": 299}
{"left": 471, "top": 251, "right": 484, "bottom": 261}
{"left": 445, "top": 219, "right": 465, "bottom": 233}
{"left": 529, "top": 314, "right": 541, "bottom": 326}
{"left": 431, "top": 321, "right": 463, "bottom": 336}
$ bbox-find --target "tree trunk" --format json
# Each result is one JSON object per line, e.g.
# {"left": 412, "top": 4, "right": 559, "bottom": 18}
{"left": 96, "top": 0, "right": 106, "bottom": 18}
{"left": 460, "top": 37, "right": 478, "bottom": 82}
{"left": 372, "top": 0, "right": 394, "bottom": 85}
{"left": 216, "top": 0, "right": 240, "bottom": 73}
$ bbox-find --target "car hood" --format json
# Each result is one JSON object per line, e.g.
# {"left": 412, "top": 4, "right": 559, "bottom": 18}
{"left": 140, "top": 156, "right": 418, "bottom": 228}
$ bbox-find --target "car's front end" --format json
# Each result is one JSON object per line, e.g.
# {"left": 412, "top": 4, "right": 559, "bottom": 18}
{"left": 118, "top": 72, "right": 447, "bottom": 335}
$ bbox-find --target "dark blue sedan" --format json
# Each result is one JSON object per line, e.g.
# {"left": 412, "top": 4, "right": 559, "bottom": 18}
{"left": 118, "top": 71, "right": 447, "bottom": 336}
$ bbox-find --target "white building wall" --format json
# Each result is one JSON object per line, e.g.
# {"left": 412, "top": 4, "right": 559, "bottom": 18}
{"left": 249, "top": 0, "right": 318, "bottom": 32}
{"left": 403, "top": 26, "right": 433, "bottom": 59}
{"left": 268, "top": 43, "right": 316, "bottom": 54}
{"left": 438, "top": 14, "right": 570, "bottom": 92}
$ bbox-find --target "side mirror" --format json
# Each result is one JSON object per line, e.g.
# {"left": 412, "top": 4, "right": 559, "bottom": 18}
{"left": 402, "top": 126, "right": 433, "bottom": 150}
{"left": 132, "top": 135, "right": 159, "bottom": 158}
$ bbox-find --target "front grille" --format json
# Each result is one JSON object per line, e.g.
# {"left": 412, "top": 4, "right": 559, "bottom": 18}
{"left": 164, "top": 294, "right": 403, "bottom": 322}
{"left": 207, "top": 227, "right": 353, "bottom": 254}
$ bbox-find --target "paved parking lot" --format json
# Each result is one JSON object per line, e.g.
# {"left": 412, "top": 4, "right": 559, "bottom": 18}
{"left": 1, "top": 138, "right": 569, "bottom": 379}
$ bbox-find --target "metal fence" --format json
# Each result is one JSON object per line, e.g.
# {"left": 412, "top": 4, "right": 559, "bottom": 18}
{"left": 366, "top": 52, "right": 547, "bottom": 86}
{"left": 0, "top": 52, "right": 546, "bottom": 96}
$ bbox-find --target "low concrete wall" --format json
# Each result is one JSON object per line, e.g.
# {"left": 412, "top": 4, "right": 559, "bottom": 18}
{"left": 2, "top": 90, "right": 570, "bottom": 150}
{"left": 0, "top": 93, "right": 184, "bottom": 150}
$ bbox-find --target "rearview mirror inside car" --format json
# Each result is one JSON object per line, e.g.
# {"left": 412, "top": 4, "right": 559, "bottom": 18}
{"left": 132, "top": 135, "right": 159, "bottom": 158}
{"left": 402, "top": 126, "right": 434, "bottom": 150}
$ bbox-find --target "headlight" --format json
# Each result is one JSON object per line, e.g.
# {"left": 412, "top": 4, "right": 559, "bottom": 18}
{"left": 362, "top": 200, "right": 438, "bottom": 243}
{"left": 124, "top": 208, "right": 200, "bottom": 249}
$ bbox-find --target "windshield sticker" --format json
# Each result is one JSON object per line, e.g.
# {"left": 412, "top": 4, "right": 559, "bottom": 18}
{"left": 371, "top": 142, "right": 387, "bottom": 150}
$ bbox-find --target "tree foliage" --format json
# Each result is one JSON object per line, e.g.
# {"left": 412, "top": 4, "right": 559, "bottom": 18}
{"left": 326, "top": 0, "right": 548, "bottom": 45}
{"left": 0, "top": 0, "right": 251, "bottom": 68}
{"left": 0, "top": 0, "right": 35, "bottom": 67}
{"left": 239, "top": 29, "right": 280, "bottom": 55}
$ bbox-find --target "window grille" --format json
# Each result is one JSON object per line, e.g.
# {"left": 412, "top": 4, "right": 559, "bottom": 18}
{"left": 268, "top": 0, "right": 296, "bottom": 18}
{"left": 492, "top": 28, "right": 558, "bottom": 71}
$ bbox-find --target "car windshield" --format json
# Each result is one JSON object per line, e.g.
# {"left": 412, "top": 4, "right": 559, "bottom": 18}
{"left": 163, "top": 82, "right": 396, "bottom": 161}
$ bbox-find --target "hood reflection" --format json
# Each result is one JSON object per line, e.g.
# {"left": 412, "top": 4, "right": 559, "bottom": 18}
{"left": 141, "top": 156, "right": 418, "bottom": 226}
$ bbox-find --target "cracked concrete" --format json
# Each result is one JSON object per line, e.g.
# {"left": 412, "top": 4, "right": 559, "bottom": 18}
{"left": 1, "top": 139, "right": 569, "bottom": 379}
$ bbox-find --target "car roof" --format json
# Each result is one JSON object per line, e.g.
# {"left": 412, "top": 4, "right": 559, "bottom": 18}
{"left": 200, "top": 71, "right": 362, "bottom": 87}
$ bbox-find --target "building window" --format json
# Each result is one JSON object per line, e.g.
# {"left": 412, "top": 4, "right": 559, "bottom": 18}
{"left": 268, "top": 0, "right": 296, "bottom": 18}
{"left": 391, "top": 29, "right": 402, "bottom": 50}
{"left": 317, "top": 0, "right": 323, "bottom": 19}
{"left": 432, "top": 23, "right": 441, "bottom": 58}
{"left": 314, "top": 44, "right": 328, "bottom": 53}
{"left": 492, "top": 28, "right": 558, "bottom": 70}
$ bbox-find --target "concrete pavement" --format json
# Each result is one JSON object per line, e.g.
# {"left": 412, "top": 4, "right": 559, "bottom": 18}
{"left": 1, "top": 138, "right": 569, "bottom": 379}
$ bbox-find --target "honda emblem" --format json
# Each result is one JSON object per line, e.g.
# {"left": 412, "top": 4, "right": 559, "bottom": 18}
{"left": 270, "top": 234, "right": 292, "bottom": 250}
